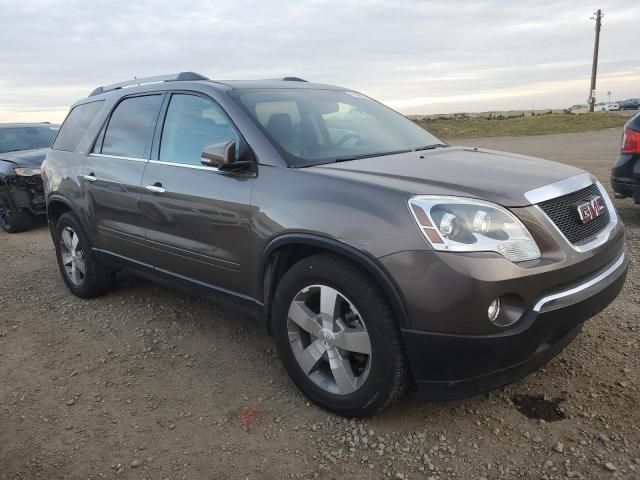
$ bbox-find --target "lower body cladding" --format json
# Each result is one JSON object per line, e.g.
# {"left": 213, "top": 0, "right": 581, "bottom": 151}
{"left": 611, "top": 180, "right": 640, "bottom": 204}
{"left": 379, "top": 246, "right": 629, "bottom": 400}
{"left": 611, "top": 153, "right": 640, "bottom": 204}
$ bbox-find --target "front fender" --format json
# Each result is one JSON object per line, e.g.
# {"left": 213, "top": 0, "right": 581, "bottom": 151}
{"left": 0, "top": 159, "right": 16, "bottom": 180}
{"left": 258, "top": 232, "right": 410, "bottom": 330}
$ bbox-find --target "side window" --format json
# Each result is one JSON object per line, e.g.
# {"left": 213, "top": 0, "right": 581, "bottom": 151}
{"left": 53, "top": 101, "right": 104, "bottom": 152}
{"left": 101, "top": 95, "right": 163, "bottom": 158}
{"left": 159, "top": 94, "right": 239, "bottom": 166}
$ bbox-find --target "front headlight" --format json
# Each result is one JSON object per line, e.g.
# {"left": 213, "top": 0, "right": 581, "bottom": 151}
{"left": 13, "top": 167, "right": 41, "bottom": 177}
{"left": 408, "top": 195, "right": 541, "bottom": 263}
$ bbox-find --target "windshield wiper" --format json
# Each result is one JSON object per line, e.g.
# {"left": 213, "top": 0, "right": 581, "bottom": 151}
{"left": 332, "top": 149, "right": 412, "bottom": 163}
{"left": 413, "top": 143, "right": 449, "bottom": 151}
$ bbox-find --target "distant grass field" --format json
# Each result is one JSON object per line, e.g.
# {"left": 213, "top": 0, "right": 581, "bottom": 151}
{"left": 413, "top": 112, "right": 629, "bottom": 140}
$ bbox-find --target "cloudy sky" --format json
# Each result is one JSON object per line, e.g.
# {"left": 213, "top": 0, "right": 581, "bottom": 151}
{"left": 1, "top": 0, "right": 638, "bottom": 122}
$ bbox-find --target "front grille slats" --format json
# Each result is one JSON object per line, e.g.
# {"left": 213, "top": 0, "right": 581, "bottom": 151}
{"left": 538, "top": 184, "right": 610, "bottom": 244}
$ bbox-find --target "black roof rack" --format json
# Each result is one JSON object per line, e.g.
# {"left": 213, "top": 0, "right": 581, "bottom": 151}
{"left": 282, "top": 77, "right": 308, "bottom": 82}
{"left": 88, "top": 71, "right": 209, "bottom": 97}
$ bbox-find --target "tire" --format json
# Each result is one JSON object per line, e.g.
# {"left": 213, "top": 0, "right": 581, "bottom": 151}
{"left": 271, "top": 253, "right": 409, "bottom": 417}
{"left": 0, "top": 185, "right": 32, "bottom": 233}
{"left": 54, "top": 212, "right": 115, "bottom": 298}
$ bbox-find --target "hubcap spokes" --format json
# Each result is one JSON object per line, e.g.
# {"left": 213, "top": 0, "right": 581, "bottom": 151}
{"left": 60, "top": 227, "right": 85, "bottom": 285}
{"left": 287, "top": 285, "right": 372, "bottom": 395}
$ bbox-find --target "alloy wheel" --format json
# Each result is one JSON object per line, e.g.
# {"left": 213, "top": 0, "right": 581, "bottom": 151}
{"left": 287, "top": 284, "right": 372, "bottom": 395}
{"left": 60, "top": 226, "right": 86, "bottom": 285}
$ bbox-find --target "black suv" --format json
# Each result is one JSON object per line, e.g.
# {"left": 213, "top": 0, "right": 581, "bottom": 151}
{"left": 43, "top": 72, "right": 627, "bottom": 416}
{"left": 0, "top": 123, "right": 58, "bottom": 232}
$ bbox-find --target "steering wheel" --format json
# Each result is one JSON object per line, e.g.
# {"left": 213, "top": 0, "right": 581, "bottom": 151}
{"left": 335, "top": 133, "right": 363, "bottom": 147}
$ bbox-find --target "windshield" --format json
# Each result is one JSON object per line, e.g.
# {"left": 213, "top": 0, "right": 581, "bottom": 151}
{"left": 0, "top": 126, "right": 58, "bottom": 154}
{"left": 230, "top": 89, "right": 444, "bottom": 166}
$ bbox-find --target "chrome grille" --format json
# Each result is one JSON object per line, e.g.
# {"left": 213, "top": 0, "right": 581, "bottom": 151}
{"left": 538, "top": 184, "right": 610, "bottom": 244}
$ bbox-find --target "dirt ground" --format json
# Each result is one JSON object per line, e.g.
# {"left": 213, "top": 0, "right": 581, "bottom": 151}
{"left": 1, "top": 128, "right": 638, "bottom": 480}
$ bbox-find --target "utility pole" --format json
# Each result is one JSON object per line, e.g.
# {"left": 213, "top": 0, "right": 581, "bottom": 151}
{"left": 589, "top": 9, "right": 603, "bottom": 112}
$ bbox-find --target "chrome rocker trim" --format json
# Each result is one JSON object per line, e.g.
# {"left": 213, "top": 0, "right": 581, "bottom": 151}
{"left": 533, "top": 251, "right": 627, "bottom": 313}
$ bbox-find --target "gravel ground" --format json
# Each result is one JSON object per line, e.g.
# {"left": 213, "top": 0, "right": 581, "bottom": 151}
{"left": 1, "top": 128, "right": 638, "bottom": 480}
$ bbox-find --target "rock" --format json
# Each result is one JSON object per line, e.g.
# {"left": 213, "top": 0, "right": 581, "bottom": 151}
{"left": 604, "top": 462, "right": 616, "bottom": 472}
{"left": 131, "top": 459, "right": 140, "bottom": 468}
{"left": 554, "top": 442, "right": 564, "bottom": 453}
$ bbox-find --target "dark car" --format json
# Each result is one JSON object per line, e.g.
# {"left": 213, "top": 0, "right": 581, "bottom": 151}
{"left": 611, "top": 112, "right": 640, "bottom": 204}
{"left": 0, "top": 123, "right": 59, "bottom": 232}
{"left": 618, "top": 98, "right": 640, "bottom": 111}
{"left": 42, "top": 72, "right": 628, "bottom": 417}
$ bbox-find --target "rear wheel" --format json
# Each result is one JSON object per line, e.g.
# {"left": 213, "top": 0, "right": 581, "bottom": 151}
{"left": 0, "top": 186, "right": 31, "bottom": 233}
{"left": 54, "top": 212, "right": 115, "bottom": 298}
{"left": 272, "top": 253, "right": 409, "bottom": 417}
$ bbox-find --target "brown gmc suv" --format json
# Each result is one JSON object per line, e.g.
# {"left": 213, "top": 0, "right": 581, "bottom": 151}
{"left": 42, "top": 72, "right": 628, "bottom": 417}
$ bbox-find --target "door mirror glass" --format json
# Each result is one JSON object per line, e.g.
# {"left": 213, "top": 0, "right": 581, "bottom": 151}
{"left": 201, "top": 139, "right": 236, "bottom": 167}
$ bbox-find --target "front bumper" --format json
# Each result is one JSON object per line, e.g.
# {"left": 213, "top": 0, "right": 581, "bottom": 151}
{"left": 399, "top": 250, "right": 628, "bottom": 399}
{"left": 6, "top": 176, "right": 46, "bottom": 215}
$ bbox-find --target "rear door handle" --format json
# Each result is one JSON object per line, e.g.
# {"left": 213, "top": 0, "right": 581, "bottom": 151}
{"left": 83, "top": 173, "right": 97, "bottom": 182}
{"left": 145, "top": 184, "right": 166, "bottom": 194}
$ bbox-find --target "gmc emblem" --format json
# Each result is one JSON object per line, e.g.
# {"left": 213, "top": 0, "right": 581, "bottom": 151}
{"left": 575, "top": 196, "right": 605, "bottom": 224}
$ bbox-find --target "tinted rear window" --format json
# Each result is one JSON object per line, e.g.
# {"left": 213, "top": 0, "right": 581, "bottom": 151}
{"left": 53, "top": 101, "right": 104, "bottom": 152}
{"left": 0, "top": 126, "right": 58, "bottom": 154}
{"left": 100, "top": 95, "right": 163, "bottom": 158}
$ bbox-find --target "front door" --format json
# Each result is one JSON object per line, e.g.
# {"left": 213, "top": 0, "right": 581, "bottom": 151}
{"left": 140, "top": 92, "right": 254, "bottom": 296}
{"left": 85, "top": 93, "right": 164, "bottom": 262}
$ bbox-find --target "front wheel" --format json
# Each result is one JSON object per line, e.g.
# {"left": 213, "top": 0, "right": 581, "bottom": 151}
{"left": 0, "top": 186, "right": 31, "bottom": 233}
{"left": 271, "top": 253, "right": 409, "bottom": 417}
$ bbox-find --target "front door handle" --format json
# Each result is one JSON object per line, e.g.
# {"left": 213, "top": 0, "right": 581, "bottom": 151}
{"left": 83, "top": 173, "right": 97, "bottom": 182}
{"left": 145, "top": 183, "right": 166, "bottom": 194}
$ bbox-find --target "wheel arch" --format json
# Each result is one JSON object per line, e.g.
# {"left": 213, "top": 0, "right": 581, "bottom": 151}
{"left": 259, "top": 233, "right": 410, "bottom": 334}
{"left": 46, "top": 194, "right": 82, "bottom": 239}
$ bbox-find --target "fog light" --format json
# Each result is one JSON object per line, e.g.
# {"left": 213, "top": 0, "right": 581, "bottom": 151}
{"left": 488, "top": 298, "right": 501, "bottom": 322}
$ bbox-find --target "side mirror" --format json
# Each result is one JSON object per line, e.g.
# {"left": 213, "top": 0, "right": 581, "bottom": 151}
{"left": 201, "top": 140, "right": 236, "bottom": 168}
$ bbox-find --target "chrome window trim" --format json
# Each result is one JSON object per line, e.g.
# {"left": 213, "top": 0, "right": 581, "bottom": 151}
{"left": 533, "top": 251, "right": 627, "bottom": 313}
{"left": 88, "top": 153, "right": 148, "bottom": 163}
{"left": 524, "top": 172, "right": 593, "bottom": 204}
{"left": 87, "top": 154, "right": 222, "bottom": 172}
{"left": 532, "top": 181, "right": 618, "bottom": 253}
{"left": 148, "top": 159, "right": 221, "bottom": 172}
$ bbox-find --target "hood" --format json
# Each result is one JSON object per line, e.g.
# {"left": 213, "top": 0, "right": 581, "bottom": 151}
{"left": 0, "top": 148, "right": 49, "bottom": 168}
{"left": 309, "top": 146, "right": 584, "bottom": 207}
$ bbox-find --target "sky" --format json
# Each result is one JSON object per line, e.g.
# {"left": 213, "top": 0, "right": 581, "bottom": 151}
{"left": 0, "top": 0, "right": 638, "bottom": 123}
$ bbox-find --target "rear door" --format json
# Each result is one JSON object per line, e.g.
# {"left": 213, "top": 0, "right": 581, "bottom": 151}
{"left": 140, "top": 92, "right": 255, "bottom": 296}
{"left": 85, "top": 93, "right": 164, "bottom": 262}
